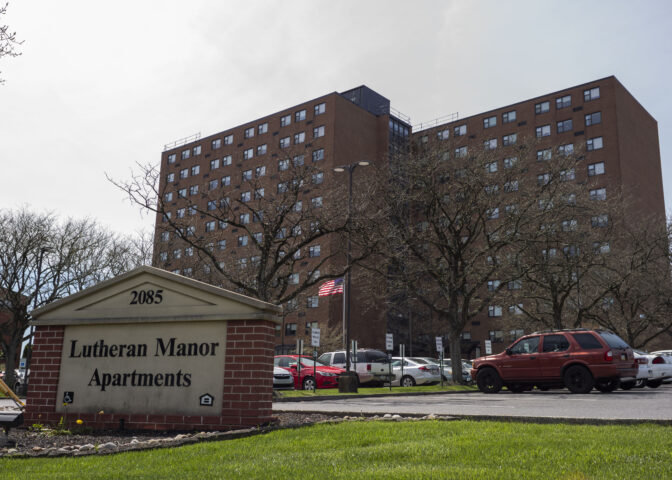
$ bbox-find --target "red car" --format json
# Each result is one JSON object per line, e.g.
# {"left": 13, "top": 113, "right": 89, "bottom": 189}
{"left": 471, "top": 329, "right": 637, "bottom": 394}
{"left": 274, "top": 355, "right": 345, "bottom": 390}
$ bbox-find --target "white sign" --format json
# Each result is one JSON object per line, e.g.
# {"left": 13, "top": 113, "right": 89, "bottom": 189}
{"left": 485, "top": 339, "right": 492, "bottom": 355}
{"left": 435, "top": 337, "right": 443, "bottom": 353}
{"left": 385, "top": 333, "right": 393, "bottom": 351}
{"left": 311, "top": 327, "right": 321, "bottom": 347}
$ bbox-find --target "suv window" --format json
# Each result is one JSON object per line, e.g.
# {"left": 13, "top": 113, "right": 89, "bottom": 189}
{"left": 317, "top": 353, "right": 331, "bottom": 365}
{"left": 598, "top": 331, "right": 630, "bottom": 349}
{"left": 333, "top": 352, "right": 346, "bottom": 363}
{"left": 572, "top": 333, "right": 603, "bottom": 349}
{"left": 510, "top": 336, "right": 540, "bottom": 355}
{"left": 365, "top": 350, "right": 389, "bottom": 362}
{"left": 542, "top": 334, "right": 570, "bottom": 352}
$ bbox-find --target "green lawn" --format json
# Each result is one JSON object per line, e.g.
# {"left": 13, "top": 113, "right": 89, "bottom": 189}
{"left": 2, "top": 420, "right": 670, "bottom": 479}
{"left": 278, "top": 383, "right": 477, "bottom": 397}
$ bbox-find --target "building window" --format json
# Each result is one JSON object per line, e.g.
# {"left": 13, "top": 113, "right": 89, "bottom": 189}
{"left": 222, "top": 155, "right": 232, "bottom": 166}
{"left": 502, "top": 110, "right": 516, "bottom": 124}
{"left": 277, "top": 182, "right": 288, "bottom": 193}
{"left": 280, "top": 114, "right": 291, "bottom": 127}
{"left": 188, "top": 207, "right": 196, "bottom": 216}
{"left": 243, "top": 148, "right": 254, "bottom": 160}
{"left": 461, "top": 331, "right": 471, "bottom": 341}
{"left": 279, "top": 137, "right": 290, "bottom": 148}
{"left": 167, "top": 153, "right": 176, "bottom": 163}
{"left": 536, "top": 125, "right": 551, "bottom": 137}
{"left": 160, "top": 231, "right": 170, "bottom": 242}
{"left": 293, "top": 154, "right": 305, "bottom": 166}
{"left": 254, "top": 188, "right": 264, "bottom": 199}
{"left": 307, "top": 297, "right": 319, "bottom": 309}
{"left": 591, "top": 214, "right": 609, "bottom": 228}
{"left": 502, "top": 133, "right": 517, "bottom": 146}
{"left": 508, "top": 280, "right": 522, "bottom": 290}
{"left": 587, "top": 136, "right": 603, "bottom": 151}
{"left": 503, "top": 157, "right": 517, "bottom": 169}
{"left": 483, "top": 115, "right": 497, "bottom": 128}
{"left": 258, "top": 122, "right": 268, "bottom": 134}
{"left": 177, "top": 188, "right": 186, "bottom": 198}
{"left": 193, "top": 145, "right": 202, "bottom": 156}
{"left": 311, "top": 196, "right": 323, "bottom": 208}
{"left": 584, "top": 87, "right": 600, "bottom": 102}
{"left": 557, "top": 119, "right": 573, "bottom": 133}
{"left": 487, "top": 207, "right": 499, "bottom": 220}
{"left": 453, "top": 124, "right": 467, "bottom": 136}
{"left": 189, "top": 185, "right": 198, "bottom": 196}
{"left": 488, "top": 306, "right": 503, "bottom": 318}
{"left": 252, "top": 232, "right": 262, "bottom": 244}
{"left": 535, "top": 101, "right": 550, "bottom": 114}
{"left": 437, "top": 129, "right": 449, "bottom": 140}
{"left": 278, "top": 159, "right": 289, "bottom": 171}
{"left": 594, "top": 242, "right": 611, "bottom": 254}
{"left": 238, "top": 235, "right": 248, "bottom": 247}
{"left": 313, "top": 125, "right": 325, "bottom": 138}
{"left": 159, "top": 252, "right": 168, "bottom": 262}
{"left": 556, "top": 95, "right": 571, "bottom": 109}
{"left": 224, "top": 134, "right": 233, "bottom": 145}
{"left": 181, "top": 149, "right": 190, "bottom": 160}
{"left": 176, "top": 208, "right": 185, "bottom": 218}
{"left": 209, "top": 179, "right": 218, "bottom": 190}
{"left": 504, "top": 180, "right": 519, "bottom": 192}
{"left": 585, "top": 111, "right": 602, "bottom": 126}
{"left": 256, "top": 165, "right": 266, "bottom": 177}
{"left": 454, "top": 146, "right": 467, "bottom": 158}
{"left": 562, "top": 219, "right": 578, "bottom": 232}
{"left": 285, "top": 323, "right": 297, "bottom": 336}
{"left": 537, "top": 173, "right": 550, "bottom": 185}
{"left": 536, "top": 149, "right": 552, "bottom": 161}
{"left": 212, "top": 138, "right": 222, "bottom": 149}
{"left": 486, "top": 161, "right": 498, "bottom": 173}
{"left": 257, "top": 144, "right": 267, "bottom": 155}
{"left": 207, "top": 200, "right": 216, "bottom": 211}
{"left": 210, "top": 159, "right": 220, "bottom": 170}
{"left": 590, "top": 187, "right": 607, "bottom": 201}
{"left": 294, "top": 131, "right": 305, "bottom": 144}
{"left": 240, "top": 213, "right": 250, "bottom": 224}
{"left": 295, "top": 109, "right": 306, "bottom": 122}
{"left": 559, "top": 168, "right": 575, "bottom": 181}
{"left": 173, "top": 249, "right": 182, "bottom": 259}
{"left": 312, "top": 172, "right": 324, "bottom": 184}
{"left": 487, "top": 280, "right": 501, "bottom": 291}
{"left": 166, "top": 172, "right": 175, "bottom": 183}
{"left": 221, "top": 175, "right": 231, "bottom": 186}
{"left": 220, "top": 197, "right": 230, "bottom": 208}
{"left": 242, "top": 169, "right": 252, "bottom": 181}
{"left": 244, "top": 127, "right": 254, "bottom": 139}
{"left": 164, "top": 192, "right": 173, "bottom": 202}
{"left": 205, "top": 221, "right": 216, "bottom": 232}
{"left": 312, "top": 149, "right": 325, "bottom": 162}
{"left": 191, "top": 165, "right": 200, "bottom": 176}
{"left": 180, "top": 168, "right": 188, "bottom": 179}
{"left": 484, "top": 138, "right": 497, "bottom": 150}
{"left": 314, "top": 102, "right": 326, "bottom": 115}
{"left": 309, "top": 245, "right": 321, "bottom": 257}
{"left": 241, "top": 191, "right": 251, "bottom": 202}
{"left": 557, "top": 144, "right": 574, "bottom": 156}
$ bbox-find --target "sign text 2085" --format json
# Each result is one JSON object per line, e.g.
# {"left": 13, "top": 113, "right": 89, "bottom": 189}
{"left": 130, "top": 289, "right": 164, "bottom": 305}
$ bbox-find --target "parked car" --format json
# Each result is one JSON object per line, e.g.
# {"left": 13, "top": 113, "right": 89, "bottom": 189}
{"left": 317, "top": 349, "right": 394, "bottom": 386}
{"left": 621, "top": 350, "right": 672, "bottom": 389}
{"left": 274, "top": 355, "right": 345, "bottom": 390}
{"left": 471, "top": 329, "right": 637, "bottom": 394}
{"left": 389, "top": 357, "right": 441, "bottom": 386}
{"left": 412, "top": 357, "right": 471, "bottom": 383}
{"left": 273, "top": 366, "right": 294, "bottom": 390}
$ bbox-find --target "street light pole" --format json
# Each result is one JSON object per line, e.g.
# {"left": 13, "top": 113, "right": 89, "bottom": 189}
{"left": 333, "top": 161, "right": 369, "bottom": 392}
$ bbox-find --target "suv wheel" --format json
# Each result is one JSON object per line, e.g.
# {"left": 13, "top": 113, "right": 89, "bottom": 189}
{"left": 302, "top": 377, "right": 316, "bottom": 390}
{"left": 595, "top": 378, "right": 619, "bottom": 393}
{"left": 563, "top": 365, "right": 593, "bottom": 393}
{"left": 646, "top": 379, "right": 663, "bottom": 388}
{"left": 507, "top": 384, "right": 526, "bottom": 393}
{"left": 476, "top": 367, "right": 502, "bottom": 394}
{"left": 400, "top": 375, "right": 416, "bottom": 387}
{"left": 620, "top": 380, "right": 636, "bottom": 390}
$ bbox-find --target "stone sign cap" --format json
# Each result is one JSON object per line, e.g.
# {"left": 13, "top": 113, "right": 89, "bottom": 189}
{"left": 30, "top": 265, "right": 282, "bottom": 326}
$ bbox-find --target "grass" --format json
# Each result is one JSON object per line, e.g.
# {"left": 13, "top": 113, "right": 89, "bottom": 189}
{"left": 2, "top": 420, "right": 670, "bottom": 479}
{"left": 278, "top": 383, "right": 477, "bottom": 398}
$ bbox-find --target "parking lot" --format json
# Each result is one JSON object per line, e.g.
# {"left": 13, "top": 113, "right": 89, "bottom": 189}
{"left": 274, "top": 384, "right": 672, "bottom": 421}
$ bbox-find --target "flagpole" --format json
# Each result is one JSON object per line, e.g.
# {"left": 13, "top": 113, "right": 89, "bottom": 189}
{"left": 342, "top": 276, "right": 346, "bottom": 349}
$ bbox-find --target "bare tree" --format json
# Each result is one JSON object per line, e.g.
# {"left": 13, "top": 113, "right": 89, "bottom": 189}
{"left": 109, "top": 154, "right": 377, "bottom": 309}
{"left": 0, "top": 208, "right": 148, "bottom": 390}
{"left": 365, "top": 136, "right": 537, "bottom": 382}
{"left": 0, "top": 2, "right": 22, "bottom": 84}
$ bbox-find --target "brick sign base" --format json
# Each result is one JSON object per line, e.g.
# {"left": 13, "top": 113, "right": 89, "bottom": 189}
{"left": 25, "top": 320, "right": 275, "bottom": 431}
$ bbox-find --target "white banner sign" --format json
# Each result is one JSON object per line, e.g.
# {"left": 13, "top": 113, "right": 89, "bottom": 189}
{"left": 311, "top": 328, "right": 321, "bottom": 347}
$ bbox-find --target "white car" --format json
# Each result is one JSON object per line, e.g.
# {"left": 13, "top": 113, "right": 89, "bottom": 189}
{"left": 390, "top": 357, "right": 441, "bottom": 387}
{"left": 621, "top": 350, "right": 672, "bottom": 389}
{"left": 413, "top": 357, "right": 472, "bottom": 383}
{"left": 273, "top": 366, "right": 294, "bottom": 389}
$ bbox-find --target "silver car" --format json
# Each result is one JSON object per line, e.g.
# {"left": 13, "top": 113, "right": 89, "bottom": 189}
{"left": 273, "top": 366, "right": 294, "bottom": 389}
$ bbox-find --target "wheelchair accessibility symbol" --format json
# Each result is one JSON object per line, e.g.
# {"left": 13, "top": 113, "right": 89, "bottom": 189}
{"left": 63, "top": 391, "right": 74, "bottom": 404}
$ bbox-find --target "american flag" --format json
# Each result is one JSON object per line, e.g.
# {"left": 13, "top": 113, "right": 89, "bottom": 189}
{"left": 318, "top": 278, "right": 344, "bottom": 296}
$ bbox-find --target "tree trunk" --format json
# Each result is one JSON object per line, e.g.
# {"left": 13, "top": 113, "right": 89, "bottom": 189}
{"left": 2, "top": 342, "right": 18, "bottom": 391}
{"left": 449, "top": 334, "right": 463, "bottom": 384}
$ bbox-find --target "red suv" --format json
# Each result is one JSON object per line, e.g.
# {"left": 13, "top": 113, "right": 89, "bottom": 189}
{"left": 274, "top": 355, "right": 345, "bottom": 390}
{"left": 471, "top": 329, "right": 637, "bottom": 394}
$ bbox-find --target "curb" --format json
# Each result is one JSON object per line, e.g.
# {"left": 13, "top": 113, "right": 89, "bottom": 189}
{"left": 274, "top": 389, "right": 479, "bottom": 402}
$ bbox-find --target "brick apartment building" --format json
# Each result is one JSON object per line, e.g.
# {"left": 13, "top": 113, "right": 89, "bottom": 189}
{"left": 153, "top": 76, "right": 664, "bottom": 357}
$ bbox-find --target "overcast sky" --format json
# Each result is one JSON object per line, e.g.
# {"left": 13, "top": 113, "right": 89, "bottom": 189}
{"left": 1, "top": 0, "right": 671, "bottom": 235}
